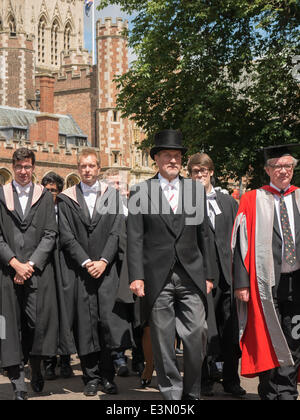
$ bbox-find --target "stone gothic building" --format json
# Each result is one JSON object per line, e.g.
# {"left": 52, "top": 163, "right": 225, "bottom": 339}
{"left": 0, "top": 0, "right": 154, "bottom": 186}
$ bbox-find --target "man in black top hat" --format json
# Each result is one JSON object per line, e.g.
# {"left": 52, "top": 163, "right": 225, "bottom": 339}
{"left": 127, "top": 129, "right": 215, "bottom": 400}
{"left": 232, "top": 143, "right": 300, "bottom": 400}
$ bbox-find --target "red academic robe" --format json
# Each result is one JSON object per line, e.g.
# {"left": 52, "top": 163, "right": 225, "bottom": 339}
{"left": 232, "top": 186, "right": 299, "bottom": 379}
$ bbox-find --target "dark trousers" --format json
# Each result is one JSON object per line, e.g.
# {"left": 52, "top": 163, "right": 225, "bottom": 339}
{"left": 149, "top": 265, "right": 207, "bottom": 400}
{"left": 15, "top": 284, "right": 38, "bottom": 364}
{"left": 79, "top": 331, "right": 115, "bottom": 385}
{"left": 259, "top": 300, "right": 300, "bottom": 400}
{"left": 214, "top": 282, "right": 241, "bottom": 386}
{"left": 202, "top": 280, "right": 240, "bottom": 386}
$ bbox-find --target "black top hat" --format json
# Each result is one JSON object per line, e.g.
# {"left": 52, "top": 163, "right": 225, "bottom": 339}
{"left": 263, "top": 143, "right": 300, "bottom": 163}
{"left": 150, "top": 129, "right": 188, "bottom": 160}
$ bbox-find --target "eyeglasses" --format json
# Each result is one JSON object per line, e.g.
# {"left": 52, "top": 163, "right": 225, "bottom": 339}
{"left": 46, "top": 188, "right": 59, "bottom": 193}
{"left": 191, "top": 168, "right": 210, "bottom": 175}
{"left": 268, "top": 164, "right": 294, "bottom": 171}
{"left": 14, "top": 165, "right": 33, "bottom": 172}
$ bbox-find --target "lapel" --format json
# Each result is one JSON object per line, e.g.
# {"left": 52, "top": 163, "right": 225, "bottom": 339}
{"left": 11, "top": 183, "right": 24, "bottom": 222}
{"left": 147, "top": 175, "right": 176, "bottom": 237}
{"left": 213, "top": 192, "right": 226, "bottom": 235}
{"left": 89, "top": 183, "right": 111, "bottom": 231}
{"left": 76, "top": 184, "right": 93, "bottom": 226}
{"left": 147, "top": 175, "right": 185, "bottom": 239}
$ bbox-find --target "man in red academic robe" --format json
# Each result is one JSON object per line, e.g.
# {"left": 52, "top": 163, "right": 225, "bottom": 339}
{"left": 232, "top": 144, "right": 300, "bottom": 400}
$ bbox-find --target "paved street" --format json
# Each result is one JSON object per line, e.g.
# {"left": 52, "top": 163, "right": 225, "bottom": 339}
{"left": 0, "top": 353, "right": 264, "bottom": 401}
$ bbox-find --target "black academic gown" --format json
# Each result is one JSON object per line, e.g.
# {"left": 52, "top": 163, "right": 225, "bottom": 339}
{"left": 0, "top": 183, "right": 62, "bottom": 368}
{"left": 206, "top": 192, "right": 240, "bottom": 363}
{"left": 57, "top": 184, "right": 129, "bottom": 357}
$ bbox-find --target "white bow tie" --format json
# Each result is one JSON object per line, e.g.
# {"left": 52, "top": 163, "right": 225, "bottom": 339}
{"left": 82, "top": 182, "right": 99, "bottom": 194}
{"left": 15, "top": 183, "right": 31, "bottom": 195}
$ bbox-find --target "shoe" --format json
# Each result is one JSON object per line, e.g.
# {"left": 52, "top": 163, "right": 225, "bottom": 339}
{"left": 100, "top": 378, "right": 118, "bottom": 395}
{"left": 223, "top": 383, "right": 247, "bottom": 397}
{"left": 175, "top": 348, "right": 184, "bottom": 355}
{"left": 14, "top": 391, "right": 28, "bottom": 401}
{"left": 84, "top": 382, "right": 99, "bottom": 397}
{"left": 141, "top": 378, "right": 151, "bottom": 388}
{"left": 117, "top": 364, "right": 129, "bottom": 377}
{"left": 30, "top": 375, "right": 44, "bottom": 393}
{"left": 44, "top": 366, "right": 57, "bottom": 381}
{"left": 60, "top": 363, "right": 73, "bottom": 379}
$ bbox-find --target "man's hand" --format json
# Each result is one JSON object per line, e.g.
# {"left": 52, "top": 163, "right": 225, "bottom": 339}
{"left": 9, "top": 258, "right": 34, "bottom": 282}
{"left": 14, "top": 274, "right": 25, "bottom": 286}
{"left": 130, "top": 280, "right": 145, "bottom": 298}
{"left": 235, "top": 287, "right": 250, "bottom": 302}
{"left": 206, "top": 280, "right": 214, "bottom": 295}
{"left": 86, "top": 260, "right": 107, "bottom": 279}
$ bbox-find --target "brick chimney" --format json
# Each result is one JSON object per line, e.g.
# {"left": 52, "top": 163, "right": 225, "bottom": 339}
{"left": 35, "top": 74, "right": 59, "bottom": 147}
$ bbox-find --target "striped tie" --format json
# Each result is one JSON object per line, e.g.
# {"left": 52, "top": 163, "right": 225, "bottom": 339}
{"left": 166, "top": 183, "right": 178, "bottom": 214}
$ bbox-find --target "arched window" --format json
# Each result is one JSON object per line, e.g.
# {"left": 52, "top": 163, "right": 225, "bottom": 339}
{"left": 38, "top": 17, "right": 46, "bottom": 64}
{"left": 0, "top": 168, "right": 12, "bottom": 185}
{"left": 64, "top": 22, "right": 72, "bottom": 53}
{"left": 66, "top": 173, "right": 80, "bottom": 189}
{"left": 8, "top": 15, "right": 16, "bottom": 36}
{"left": 51, "top": 19, "right": 59, "bottom": 66}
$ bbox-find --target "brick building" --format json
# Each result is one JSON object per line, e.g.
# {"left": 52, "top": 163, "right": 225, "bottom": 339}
{"left": 0, "top": 0, "right": 154, "bottom": 186}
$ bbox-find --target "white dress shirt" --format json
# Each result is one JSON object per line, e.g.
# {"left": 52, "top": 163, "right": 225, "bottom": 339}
{"left": 80, "top": 180, "right": 108, "bottom": 268}
{"left": 158, "top": 174, "right": 180, "bottom": 214}
{"left": 270, "top": 183, "right": 300, "bottom": 273}
{"left": 206, "top": 186, "right": 222, "bottom": 229}
{"left": 13, "top": 181, "right": 32, "bottom": 215}
{"left": 81, "top": 180, "right": 100, "bottom": 219}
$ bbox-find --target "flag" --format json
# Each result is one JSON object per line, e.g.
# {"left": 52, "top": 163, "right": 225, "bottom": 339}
{"left": 85, "top": 0, "right": 93, "bottom": 17}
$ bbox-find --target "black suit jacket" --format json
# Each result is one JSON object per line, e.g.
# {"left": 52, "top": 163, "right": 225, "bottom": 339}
{"left": 209, "top": 191, "right": 238, "bottom": 287}
{"left": 127, "top": 174, "right": 215, "bottom": 323}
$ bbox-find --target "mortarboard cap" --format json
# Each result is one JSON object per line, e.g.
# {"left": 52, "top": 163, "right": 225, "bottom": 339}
{"left": 263, "top": 144, "right": 300, "bottom": 163}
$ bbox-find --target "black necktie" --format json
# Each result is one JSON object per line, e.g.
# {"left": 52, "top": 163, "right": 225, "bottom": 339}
{"left": 279, "top": 191, "right": 296, "bottom": 266}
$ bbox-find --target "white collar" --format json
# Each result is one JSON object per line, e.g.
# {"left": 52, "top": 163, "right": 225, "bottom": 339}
{"left": 206, "top": 186, "right": 217, "bottom": 199}
{"left": 81, "top": 180, "right": 100, "bottom": 193}
{"left": 13, "top": 180, "right": 32, "bottom": 194}
{"left": 158, "top": 173, "right": 180, "bottom": 189}
{"left": 270, "top": 182, "right": 291, "bottom": 193}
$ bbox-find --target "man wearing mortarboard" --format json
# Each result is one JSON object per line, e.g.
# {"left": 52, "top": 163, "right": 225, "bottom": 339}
{"left": 232, "top": 144, "right": 300, "bottom": 400}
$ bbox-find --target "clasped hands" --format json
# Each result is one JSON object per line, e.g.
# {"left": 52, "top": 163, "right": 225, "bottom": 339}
{"left": 10, "top": 258, "right": 34, "bottom": 285}
{"left": 85, "top": 260, "right": 107, "bottom": 279}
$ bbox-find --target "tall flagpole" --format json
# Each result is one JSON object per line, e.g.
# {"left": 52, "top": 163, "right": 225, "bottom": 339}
{"left": 92, "top": 0, "right": 96, "bottom": 65}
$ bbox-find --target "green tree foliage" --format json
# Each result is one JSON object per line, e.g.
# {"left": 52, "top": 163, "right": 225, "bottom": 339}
{"left": 99, "top": 0, "right": 300, "bottom": 188}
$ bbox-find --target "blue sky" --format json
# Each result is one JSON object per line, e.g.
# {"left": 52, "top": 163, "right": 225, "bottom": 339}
{"left": 84, "top": 3, "right": 135, "bottom": 63}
